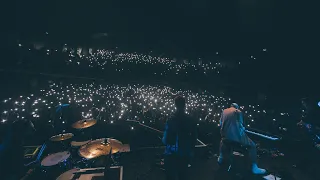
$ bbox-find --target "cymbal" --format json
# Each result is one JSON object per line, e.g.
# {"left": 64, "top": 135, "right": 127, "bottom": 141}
{"left": 71, "top": 140, "right": 92, "bottom": 147}
{"left": 72, "top": 119, "right": 97, "bottom": 129}
{"left": 79, "top": 138, "right": 123, "bottom": 159}
{"left": 50, "top": 133, "right": 74, "bottom": 142}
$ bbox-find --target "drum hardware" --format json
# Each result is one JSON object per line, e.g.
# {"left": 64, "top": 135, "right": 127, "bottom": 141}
{"left": 28, "top": 105, "right": 129, "bottom": 179}
{"left": 24, "top": 143, "right": 47, "bottom": 167}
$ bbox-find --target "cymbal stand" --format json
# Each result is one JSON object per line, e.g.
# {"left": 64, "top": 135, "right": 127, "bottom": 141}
{"left": 52, "top": 104, "right": 68, "bottom": 135}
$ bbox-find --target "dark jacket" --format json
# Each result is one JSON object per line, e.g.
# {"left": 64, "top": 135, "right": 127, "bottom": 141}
{"left": 162, "top": 111, "right": 197, "bottom": 157}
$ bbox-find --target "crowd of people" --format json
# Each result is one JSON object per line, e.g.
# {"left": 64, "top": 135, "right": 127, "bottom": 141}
{"left": 11, "top": 44, "right": 249, "bottom": 84}
{"left": 0, "top": 82, "right": 287, "bottom": 134}
{"left": 66, "top": 48, "right": 227, "bottom": 75}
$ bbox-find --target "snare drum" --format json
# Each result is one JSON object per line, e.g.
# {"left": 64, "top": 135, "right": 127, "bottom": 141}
{"left": 41, "top": 151, "right": 72, "bottom": 178}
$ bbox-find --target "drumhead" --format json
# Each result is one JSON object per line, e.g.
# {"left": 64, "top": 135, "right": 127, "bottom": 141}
{"left": 56, "top": 169, "right": 80, "bottom": 180}
{"left": 41, "top": 151, "right": 71, "bottom": 167}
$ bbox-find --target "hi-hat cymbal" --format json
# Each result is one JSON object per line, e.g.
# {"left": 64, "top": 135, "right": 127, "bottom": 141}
{"left": 50, "top": 133, "right": 74, "bottom": 142}
{"left": 71, "top": 140, "right": 92, "bottom": 147}
{"left": 72, "top": 119, "right": 97, "bottom": 129}
{"left": 79, "top": 138, "right": 123, "bottom": 159}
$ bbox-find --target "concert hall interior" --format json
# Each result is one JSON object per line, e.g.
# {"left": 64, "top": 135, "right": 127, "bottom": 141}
{"left": 0, "top": 1, "right": 319, "bottom": 180}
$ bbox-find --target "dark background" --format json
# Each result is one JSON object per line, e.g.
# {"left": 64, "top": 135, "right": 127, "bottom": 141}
{"left": 0, "top": 0, "right": 319, "bottom": 106}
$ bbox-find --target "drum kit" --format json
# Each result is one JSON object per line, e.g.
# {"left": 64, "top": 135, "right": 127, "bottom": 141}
{"left": 39, "top": 118, "right": 128, "bottom": 179}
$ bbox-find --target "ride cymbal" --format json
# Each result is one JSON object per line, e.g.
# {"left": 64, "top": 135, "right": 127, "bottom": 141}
{"left": 72, "top": 119, "right": 97, "bottom": 129}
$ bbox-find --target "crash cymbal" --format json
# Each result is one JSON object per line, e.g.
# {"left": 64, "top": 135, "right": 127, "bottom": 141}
{"left": 50, "top": 133, "right": 74, "bottom": 142}
{"left": 79, "top": 138, "right": 123, "bottom": 159}
{"left": 72, "top": 119, "right": 97, "bottom": 129}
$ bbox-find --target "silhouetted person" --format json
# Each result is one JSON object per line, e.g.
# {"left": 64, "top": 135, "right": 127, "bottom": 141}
{"left": 295, "top": 99, "right": 320, "bottom": 172}
{"left": 0, "top": 120, "right": 35, "bottom": 180}
{"left": 162, "top": 96, "right": 197, "bottom": 180}
{"left": 218, "top": 103, "right": 266, "bottom": 174}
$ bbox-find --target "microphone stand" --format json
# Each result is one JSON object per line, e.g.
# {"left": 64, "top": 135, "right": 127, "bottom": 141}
{"left": 53, "top": 104, "right": 71, "bottom": 133}
{"left": 125, "top": 121, "right": 164, "bottom": 180}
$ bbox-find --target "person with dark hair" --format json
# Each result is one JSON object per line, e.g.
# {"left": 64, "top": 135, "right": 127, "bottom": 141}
{"left": 0, "top": 120, "right": 35, "bottom": 180}
{"left": 218, "top": 103, "right": 266, "bottom": 174}
{"left": 162, "top": 96, "right": 197, "bottom": 180}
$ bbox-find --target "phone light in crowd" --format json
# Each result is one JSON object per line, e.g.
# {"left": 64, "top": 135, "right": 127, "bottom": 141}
{"left": 318, "top": 101, "right": 320, "bottom": 107}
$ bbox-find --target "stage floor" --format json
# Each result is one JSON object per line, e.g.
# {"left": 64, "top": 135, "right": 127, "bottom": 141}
{"left": 28, "top": 147, "right": 319, "bottom": 180}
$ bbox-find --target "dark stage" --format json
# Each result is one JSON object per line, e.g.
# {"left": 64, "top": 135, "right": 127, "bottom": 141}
{"left": 19, "top": 120, "right": 320, "bottom": 180}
